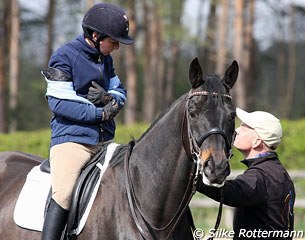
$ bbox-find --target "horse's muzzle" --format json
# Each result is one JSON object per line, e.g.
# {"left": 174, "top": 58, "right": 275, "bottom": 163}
{"left": 201, "top": 155, "right": 230, "bottom": 187}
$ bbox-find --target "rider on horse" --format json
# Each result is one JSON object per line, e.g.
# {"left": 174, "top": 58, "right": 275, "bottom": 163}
{"left": 41, "top": 3, "right": 134, "bottom": 239}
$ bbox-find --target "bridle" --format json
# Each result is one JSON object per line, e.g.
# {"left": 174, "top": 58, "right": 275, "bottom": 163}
{"left": 186, "top": 90, "right": 234, "bottom": 181}
{"left": 186, "top": 90, "right": 234, "bottom": 240}
{"left": 124, "top": 89, "right": 234, "bottom": 240}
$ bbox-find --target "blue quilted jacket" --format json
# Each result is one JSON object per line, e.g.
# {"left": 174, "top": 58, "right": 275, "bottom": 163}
{"left": 46, "top": 35, "right": 126, "bottom": 147}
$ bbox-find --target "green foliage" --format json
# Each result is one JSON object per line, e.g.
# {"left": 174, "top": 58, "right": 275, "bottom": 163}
{"left": 114, "top": 123, "right": 149, "bottom": 143}
{"left": 0, "top": 130, "right": 51, "bottom": 158}
{"left": 228, "top": 118, "right": 305, "bottom": 170}
{"left": 0, "top": 124, "right": 149, "bottom": 159}
{"left": 1, "top": 119, "right": 305, "bottom": 169}
{"left": 277, "top": 119, "right": 305, "bottom": 169}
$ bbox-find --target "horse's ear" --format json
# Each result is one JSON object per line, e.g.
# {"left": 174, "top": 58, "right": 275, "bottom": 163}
{"left": 189, "top": 57, "right": 204, "bottom": 88}
{"left": 222, "top": 60, "right": 239, "bottom": 89}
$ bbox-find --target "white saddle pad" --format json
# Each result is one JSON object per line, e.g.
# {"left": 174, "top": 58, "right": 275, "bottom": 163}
{"left": 14, "top": 143, "right": 119, "bottom": 234}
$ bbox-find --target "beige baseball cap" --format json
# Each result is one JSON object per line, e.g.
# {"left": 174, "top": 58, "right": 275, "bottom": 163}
{"left": 236, "top": 108, "right": 282, "bottom": 149}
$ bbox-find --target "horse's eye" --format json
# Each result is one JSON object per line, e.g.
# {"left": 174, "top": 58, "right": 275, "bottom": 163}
{"left": 189, "top": 111, "right": 196, "bottom": 119}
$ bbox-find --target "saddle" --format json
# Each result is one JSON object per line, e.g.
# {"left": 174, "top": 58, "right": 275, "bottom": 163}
{"left": 40, "top": 143, "right": 112, "bottom": 238}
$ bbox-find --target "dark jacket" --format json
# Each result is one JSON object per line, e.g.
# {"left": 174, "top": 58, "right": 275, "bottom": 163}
{"left": 46, "top": 35, "right": 127, "bottom": 147}
{"left": 197, "top": 152, "right": 295, "bottom": 240}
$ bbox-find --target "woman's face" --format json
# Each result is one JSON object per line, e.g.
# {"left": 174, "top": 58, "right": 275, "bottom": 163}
{"left": 99, "top": 37, "right": 120, "bottom": 56}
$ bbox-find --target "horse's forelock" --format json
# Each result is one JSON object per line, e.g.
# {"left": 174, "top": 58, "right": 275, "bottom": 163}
{"left": 203, "top": 75, "right": 229, "bottom": 95}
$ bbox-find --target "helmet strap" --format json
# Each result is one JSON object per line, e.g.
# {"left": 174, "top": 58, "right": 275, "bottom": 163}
{"left": 83, "top": 28, "right": 107, "bottom": 54}
{"left": 93, "top": 35, "right": 108, "bottom": 54}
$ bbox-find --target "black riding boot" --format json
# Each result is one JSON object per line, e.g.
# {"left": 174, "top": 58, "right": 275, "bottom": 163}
{"left": 41, "top": 198, "right": 69, "bottom": 240}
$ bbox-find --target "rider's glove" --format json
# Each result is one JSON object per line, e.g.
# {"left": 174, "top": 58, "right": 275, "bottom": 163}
{"left": 88, "top": 81, "right": 112, "bottom": 106}
{"left": 101, "top": 99, "right": 120, "bottom": 121}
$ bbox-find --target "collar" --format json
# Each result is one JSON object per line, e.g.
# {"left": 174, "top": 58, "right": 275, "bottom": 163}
{"left": 74, "top": 35, "right": 103, "bottom": 62}
{"left": 241, "top": 151, "right": 278, "bottom": 167}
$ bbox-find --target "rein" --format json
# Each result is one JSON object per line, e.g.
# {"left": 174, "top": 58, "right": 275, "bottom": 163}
{"left": 124, "top": 90, "right": 232, "bottom": 240}
{"left": 124, "top": 141, "right": 197, "bottom": 240}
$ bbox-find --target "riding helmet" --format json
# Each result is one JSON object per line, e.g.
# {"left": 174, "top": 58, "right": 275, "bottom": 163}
{"left": 82, "top": 3, "right": 134, "bottom": 45}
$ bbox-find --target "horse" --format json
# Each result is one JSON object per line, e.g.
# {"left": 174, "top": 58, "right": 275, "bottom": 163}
{"left": 0, "top": 57, "right": 238, "bottom": 240}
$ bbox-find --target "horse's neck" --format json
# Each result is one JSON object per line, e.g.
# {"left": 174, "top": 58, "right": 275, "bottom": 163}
{"left": 129, "top": 96, "right": 194, "bottom": 228}
{"left": 134, "top": 97, "right": 187, "bottom": 168}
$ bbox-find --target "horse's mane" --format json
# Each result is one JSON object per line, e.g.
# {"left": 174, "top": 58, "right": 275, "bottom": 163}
{"left": 136, "top": 77, "right": 228, "bottom": 143}
{"left": 106, "top": 94, "right": 187, "bottom": 168}
{"left": 137, "top": 94, "right": 187, "bottom": 142}
{"left": 109, "top": 143, "right": 131, "bottom": 167}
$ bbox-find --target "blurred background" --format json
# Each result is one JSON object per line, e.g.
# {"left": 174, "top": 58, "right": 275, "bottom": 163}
{"left": 1, "top": 0, "right": 305, "bottom": 131}
{"left": 0, "top": 0, "right": 305, "bottom": 237}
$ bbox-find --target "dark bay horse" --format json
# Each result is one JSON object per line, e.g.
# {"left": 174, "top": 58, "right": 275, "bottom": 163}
{"left": 0, "top": 58, "right": 238, "bottom": 240}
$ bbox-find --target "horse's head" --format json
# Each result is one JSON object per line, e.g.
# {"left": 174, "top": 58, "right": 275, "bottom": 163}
{"left": 186, "top": 58, "right": 238, "bottom": 187}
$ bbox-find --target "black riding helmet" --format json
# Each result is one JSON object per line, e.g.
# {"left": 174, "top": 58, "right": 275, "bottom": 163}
{"left": 82, "top": 3, "right": 134, "bottom": 48}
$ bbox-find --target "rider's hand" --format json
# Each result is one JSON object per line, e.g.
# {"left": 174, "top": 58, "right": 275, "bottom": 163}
{"left": 102, "top": 99, "right": 120, "bottom": 121}
{"left": 88, "top": 81, "right": 112, "bottom": 105}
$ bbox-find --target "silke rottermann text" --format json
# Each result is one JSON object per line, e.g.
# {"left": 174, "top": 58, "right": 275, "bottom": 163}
{"left": 209, "top": 228, "right": 304, "bottom": 238}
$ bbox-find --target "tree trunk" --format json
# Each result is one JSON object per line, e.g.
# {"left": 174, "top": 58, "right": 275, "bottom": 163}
{"left": 284, "top": 5, "right": 297, "bottom": 118}
{"left": 0, "top": 1, "right": 8, "bottom": 132}
{"left": 243, "top": 0, "right": 255, "bottom": 108}
{"left": 86, "top": 0, "right": 94, "bottom": 9}
{"left": 155, "top": 3, "right": 165, "bottom": 116}
{"left": 0, "top": 36, "right": 6, "bottom": 133}
{"left": 124, "top": 0, "right": 137, "bottom": 124}
{"left": 8, "top": 0, "right": 20, "bottom": 132}
{"left": 165, "top": 42, "right": 179, "bottom": 107}
{"left": 143, "top": 1, "right": 158, "bottom": 123}
{"left": 164, "top": 0, "right": 184, "bottom": 108}
{"left": 216, "top": 0, "right": 229, "bottom": 75}
{"left": 232, "top": 0, "right": 246, "bottom": 109}
{"left": 45, "top": 0, "right": 55, "bottom": 67}
{"left": 202, "top": 0, "right": 217, "bottom": 74}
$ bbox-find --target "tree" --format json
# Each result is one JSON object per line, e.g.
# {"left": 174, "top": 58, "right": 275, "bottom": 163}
{"left": 283, "top": 4, "right": 297, "bottom": 118}
{"left": 124, "top": 0, "right": 138, "bottom": 124}
{"left": 8, "top": 0, "right": 20, "bottom": 132}
{"left": 164, "top": 0, "right": 185, "bottom": 108}
{"left": 243, "top": 0, "right": 255, "bottom": 108}
{"left": 232, "top": 0, "right": 255, "bottom": 109}
{"left": 45, "top": 0, "right": 56, "bottom": 66}
{"left": 86, "top": 0, "right": 94, "bottom": 9}
{"left": 0, "top": 44, "right": 5, "bottom": 132}
{"left": 216, "top": 0, "right": 229, "bottom": 75}
{"left": 202, "top": 0, "right": 217, "bottom": 74}
{"left": 142, "top": 0, "right": 160, "bottom": 122}
{"left": 232, "top": 0, "right": 245, "bottom": 108}
{"left": 0, "top": 1, "right": 8, "bottom": 132}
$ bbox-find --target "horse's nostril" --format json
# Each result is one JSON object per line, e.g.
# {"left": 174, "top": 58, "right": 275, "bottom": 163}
{"left": 203, "top": 158, "right": 214, "bottom": 176}
{"left": 202, "top": 157, "right": 230, "bottom": 185}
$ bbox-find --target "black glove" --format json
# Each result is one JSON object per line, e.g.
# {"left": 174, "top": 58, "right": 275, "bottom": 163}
{"left": 87, "top": 81, "right": 112, "bottom": 105}
{"left": 41, "top": 67, "right": 72, "bottom": 81}
{"left": 102, "top": 99, "right": 120, "bottom": 121}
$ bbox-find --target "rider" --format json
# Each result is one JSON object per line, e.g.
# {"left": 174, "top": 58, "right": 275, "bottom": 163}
{"left": 41, "top": 3, "right": 134, "bottom": 239}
